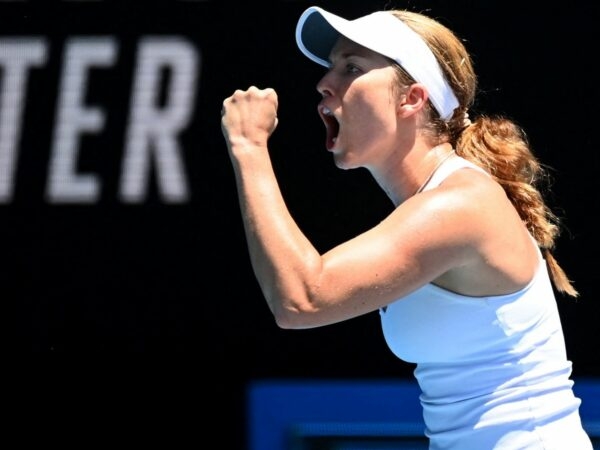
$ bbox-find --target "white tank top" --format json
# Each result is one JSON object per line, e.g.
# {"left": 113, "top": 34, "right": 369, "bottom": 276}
{"left": 379, "top": 154, "right": 592, "bottom": 449}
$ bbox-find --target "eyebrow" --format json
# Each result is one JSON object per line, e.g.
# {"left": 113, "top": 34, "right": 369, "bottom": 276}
{"left": 329, "top": 50, "right": 366, "bottom": 65}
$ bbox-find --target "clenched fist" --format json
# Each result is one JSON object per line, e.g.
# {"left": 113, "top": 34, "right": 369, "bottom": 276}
{"left": 221, "top": 86, "right": 279, "bottom": 153}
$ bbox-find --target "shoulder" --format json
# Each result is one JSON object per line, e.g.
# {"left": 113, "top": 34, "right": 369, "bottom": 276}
{"left": 412, "top": 168, "right": 539, "bottom": 295}
{"left": 412, "top": 167, "right": 504, "bottom": 231}
{"left": 377, "top": 171, "right": 498, "bottom": 268}
{"left": 388, "top": 166, "right": 516, "bottom": 262}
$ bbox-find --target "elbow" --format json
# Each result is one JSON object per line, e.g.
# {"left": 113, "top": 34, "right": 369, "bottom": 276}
{"left": 270, "top": 297, "right": 321, "bottom": 330}
{"left": 266, "top": 264, "right": 327, "bottom": 329}
{"left": 271, "top": 305, "right": 308, "bottom": 330}
{"left": 273, "top": 314, "right": 297, "bottom": 330}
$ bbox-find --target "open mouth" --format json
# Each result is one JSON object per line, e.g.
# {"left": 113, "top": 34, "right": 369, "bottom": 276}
{"left": 319, "top": 105, "right": 339, "bottom": 151}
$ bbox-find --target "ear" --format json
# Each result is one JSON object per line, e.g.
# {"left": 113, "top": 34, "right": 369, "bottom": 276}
{"left": 397, "top": 83, "right": 429, "bottom": 118}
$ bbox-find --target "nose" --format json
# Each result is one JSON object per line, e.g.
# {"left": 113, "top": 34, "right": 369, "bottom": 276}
{"left": 316, "top": 71, "right": 334, "bottom": 98}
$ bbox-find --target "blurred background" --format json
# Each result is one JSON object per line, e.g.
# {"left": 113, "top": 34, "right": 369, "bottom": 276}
{"left": 4, "top": 0, "right": 598, "bottom": 448}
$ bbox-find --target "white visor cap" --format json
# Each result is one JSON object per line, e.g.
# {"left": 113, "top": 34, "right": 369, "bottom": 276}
{"left": 295, "top": 6, "right": 459, "bottom": 121}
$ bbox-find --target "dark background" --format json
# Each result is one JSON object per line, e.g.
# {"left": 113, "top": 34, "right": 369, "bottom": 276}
{"left": 4, "top": 0, "right": 598, "bottom": 448}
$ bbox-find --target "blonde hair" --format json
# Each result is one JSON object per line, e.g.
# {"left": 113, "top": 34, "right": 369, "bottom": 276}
{"left": 390, "top": 9, "right": 578, "bottom": 297}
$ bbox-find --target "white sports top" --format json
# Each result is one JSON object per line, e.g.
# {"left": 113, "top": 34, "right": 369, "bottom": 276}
{"left": 379, "top": 155, "right": 592, "bottom": 449}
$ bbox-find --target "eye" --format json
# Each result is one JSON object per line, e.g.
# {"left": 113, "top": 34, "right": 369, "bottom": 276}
{"left": 345, "top": 63, "right": 360, "bottom": 75}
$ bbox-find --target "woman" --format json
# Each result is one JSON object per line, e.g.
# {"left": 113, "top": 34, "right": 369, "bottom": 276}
{"left": 221, "top": 5, "right": 592, "bottom": 449}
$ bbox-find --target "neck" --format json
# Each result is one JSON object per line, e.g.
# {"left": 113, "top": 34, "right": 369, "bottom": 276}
{"left": 414, "top": 147, "right": 456, "bottom": 196}
{"left": 370, "top": 142, "right": 455, "bottom": 206}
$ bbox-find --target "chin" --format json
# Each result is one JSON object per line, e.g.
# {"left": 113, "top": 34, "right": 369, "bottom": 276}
{"left": 333, "top": 155, "right": 356, "bottom": 171}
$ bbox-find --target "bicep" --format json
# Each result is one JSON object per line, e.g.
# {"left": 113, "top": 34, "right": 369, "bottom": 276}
{"left": 313, "top": 194, "right": 476, "bottom": 320}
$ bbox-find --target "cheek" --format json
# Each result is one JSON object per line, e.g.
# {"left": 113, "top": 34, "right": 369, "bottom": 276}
{"left": 352, "top": 80, "right": 398, "bottom": 124}
{"left": 345, "top": 102, "right": 396, "bottom": 156}
{"left": 358, "top": 96, "right": 398, "bottom": 133}
{"left": 343, "top": 75, "right": 399, "bottom": 144}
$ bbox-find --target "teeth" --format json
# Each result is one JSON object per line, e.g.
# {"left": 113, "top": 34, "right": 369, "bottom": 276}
{"left": 322, "top": 106, "right": 332, "bottom": 116}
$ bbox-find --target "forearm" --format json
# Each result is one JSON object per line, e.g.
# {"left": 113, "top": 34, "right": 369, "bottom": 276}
{"left": 230, "top": 146, "right": 322, "bottom": 324}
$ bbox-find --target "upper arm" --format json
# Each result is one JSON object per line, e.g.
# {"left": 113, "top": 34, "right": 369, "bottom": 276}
{"left": 289, "top": 186, "right": 481, "bottom": 327}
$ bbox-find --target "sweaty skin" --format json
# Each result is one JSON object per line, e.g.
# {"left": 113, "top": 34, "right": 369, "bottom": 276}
{"left": 220, "top": 38, "right": 539, "bottom": 330}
